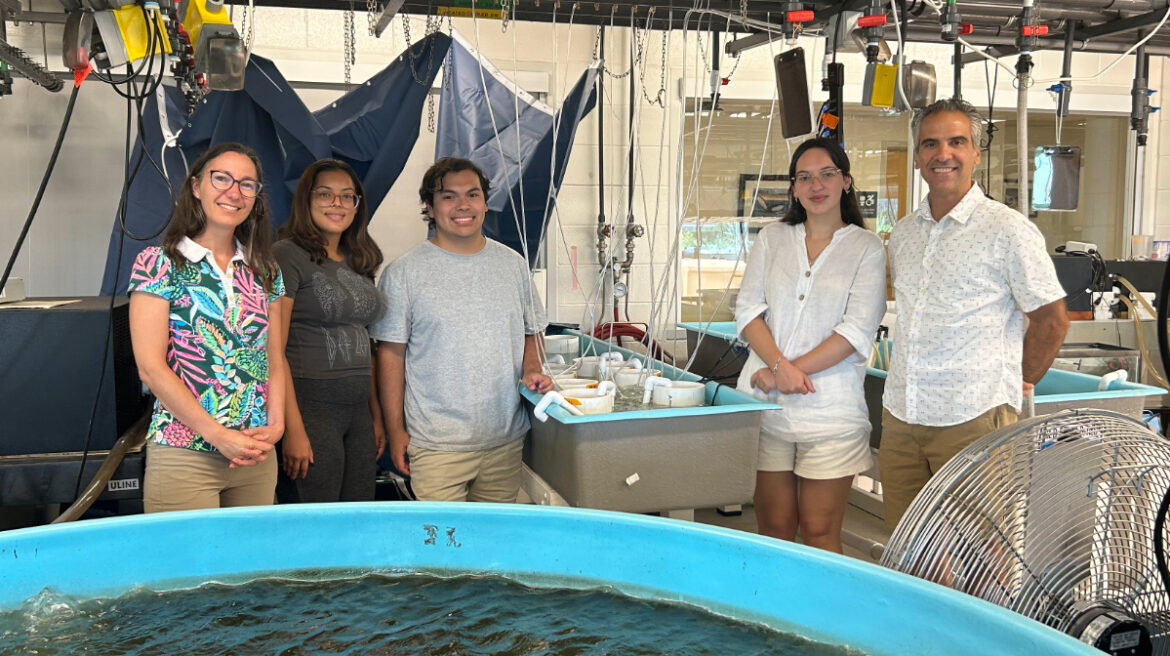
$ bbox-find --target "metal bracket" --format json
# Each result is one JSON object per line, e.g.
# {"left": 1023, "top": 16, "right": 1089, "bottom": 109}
{"left": 371, "top": 0, "right": 407, "bottom": 38}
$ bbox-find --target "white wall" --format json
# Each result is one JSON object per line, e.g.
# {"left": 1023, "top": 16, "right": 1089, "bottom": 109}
{"left": 2, "top": 7, "right": 1160, "bottom": 328}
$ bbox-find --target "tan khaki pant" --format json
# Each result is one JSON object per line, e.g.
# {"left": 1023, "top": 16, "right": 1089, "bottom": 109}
{"left": 144, "top": 440, "right": 277, "bottom": 513}
{"left": 407, "top": 438, "right": 523, "bottom": 503}
{"left": 878, "top": 405, "right": 1017, "bottom": 530}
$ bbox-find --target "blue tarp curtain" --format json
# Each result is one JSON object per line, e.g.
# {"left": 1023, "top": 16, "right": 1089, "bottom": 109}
{"left": 435, "top": 31, "right": 598, "bottom": 267}
{"left": 101, "top": 33, "right": 451, "bottom": 294}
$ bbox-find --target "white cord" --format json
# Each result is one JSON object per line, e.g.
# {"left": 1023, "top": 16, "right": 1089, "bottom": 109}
{"left": 1035, "top": 3, "right": 1170, "bottom": 84}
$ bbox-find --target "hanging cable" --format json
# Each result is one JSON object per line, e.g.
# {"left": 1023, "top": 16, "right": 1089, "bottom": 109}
{"left": 0, "top": 83, "right": 82, "bottom": 298}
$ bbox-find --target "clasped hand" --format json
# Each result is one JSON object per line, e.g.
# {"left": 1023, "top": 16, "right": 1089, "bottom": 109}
{"left": 217, "top": 426, "right": 281, "bottom": 468}
{"left": 750, "top": 359, "right": 815, "bottom": 395}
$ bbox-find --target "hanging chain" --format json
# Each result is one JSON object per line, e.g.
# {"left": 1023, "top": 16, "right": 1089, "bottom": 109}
{"left": 402, "top": 14, "right": 442, "bottom": 87}
{"left": 239, "top": 5, "right": 253, "bottom": 56}
{"left": 366, "top": 0, "right": 378, "bottom": 36}
{"left": 402, "top": 11, "right": 413, "bottom": 51}
{"left": 636, "top": 10, "right": 668, "bottom": 106}
{"left": 597, "top": 5, "right": 633, "bottom": 79}
{"left": 500, "top": 0, "right": 511, "bottom": 32}
{"left": 343, "top": 6, "right": 356, "bottom": 86}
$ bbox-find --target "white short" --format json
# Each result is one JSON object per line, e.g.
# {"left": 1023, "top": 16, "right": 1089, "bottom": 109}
{"left": 757, "top": 431, "right": 874, "bottom": 480}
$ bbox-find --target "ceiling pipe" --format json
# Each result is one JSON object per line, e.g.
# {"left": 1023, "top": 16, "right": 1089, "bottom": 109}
{"left": 903, "top": 24, "right": 1170, "bottom": 55}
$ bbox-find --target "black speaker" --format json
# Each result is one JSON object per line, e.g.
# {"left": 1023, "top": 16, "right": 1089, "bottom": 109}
{"left": 0, "top": 297, "right": 150, "bottom": 456}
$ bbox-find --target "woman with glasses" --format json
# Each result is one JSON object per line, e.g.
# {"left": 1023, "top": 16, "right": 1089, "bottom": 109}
{"left": 128, "top": 142, "right": 287, "bottom": 512}
{"left": 735, "top": 137, "right": 887, "bottom": 553}
{"left": 271, "top": 159, "right": 385, "bottom": 503}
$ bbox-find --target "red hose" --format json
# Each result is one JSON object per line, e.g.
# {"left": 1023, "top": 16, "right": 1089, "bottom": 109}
{"left": 591, "top": 322, "right": 673, "bottom": 362}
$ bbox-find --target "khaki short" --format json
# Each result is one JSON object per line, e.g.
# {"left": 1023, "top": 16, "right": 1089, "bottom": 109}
{"left": 878, "top": 405, "right": 1017, "bottom": 530}
{"left": 144, "top": 440, "right": 277, "bottom": 513}
{"left": 407, "top": 438, "right": 524, "bottom": 503}
{"left": 758, "top": 432, "right": 874, "bottom": 480}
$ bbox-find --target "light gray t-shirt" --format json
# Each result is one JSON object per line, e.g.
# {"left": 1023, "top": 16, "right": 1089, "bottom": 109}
{"left": 369, "top": 238, "right": 548, "bottom": 451}
{"left": 275, "top": 239, "right": 384, "bottom": 380}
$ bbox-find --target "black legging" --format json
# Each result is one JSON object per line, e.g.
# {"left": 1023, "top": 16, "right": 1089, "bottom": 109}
{"left": 276, "top": 374, "right": 376, "bottom": 503}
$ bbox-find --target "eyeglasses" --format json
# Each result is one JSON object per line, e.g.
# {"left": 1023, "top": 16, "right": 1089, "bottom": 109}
{"left": 793, "top": 169, "right": 844, "bottom": 186}
{"left": 206, "top": 170, "right": 263, "bottom": 198}
{"left": 312, "top": 189, "right": 361, "bottom": 209}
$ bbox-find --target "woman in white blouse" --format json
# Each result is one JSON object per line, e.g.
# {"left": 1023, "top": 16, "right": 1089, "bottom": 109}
{"left": 735, "top": 138, "right": 887, "bottom": 553}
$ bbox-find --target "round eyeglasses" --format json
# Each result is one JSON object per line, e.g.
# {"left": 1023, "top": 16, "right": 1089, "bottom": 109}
{"left": 206, "top": 170, "right": 262, "bottom": 198}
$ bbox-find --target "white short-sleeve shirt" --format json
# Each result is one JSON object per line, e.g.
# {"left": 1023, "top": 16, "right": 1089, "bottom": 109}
{"left": 883, "top": 183, "right": 1066, "bottom": 427}
{"left": 734, "top": 221, "right": 887, "bottom": 442}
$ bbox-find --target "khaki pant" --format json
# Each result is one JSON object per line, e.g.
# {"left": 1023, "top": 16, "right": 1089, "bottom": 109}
{"left": 144, "top": 440, "right": 277, "bottom": 513}
{"left": 407, "top": 438, "right": 523, "bottom": 503}
{"left": 878, "top": 405, "right": 1017, "bottom": 530}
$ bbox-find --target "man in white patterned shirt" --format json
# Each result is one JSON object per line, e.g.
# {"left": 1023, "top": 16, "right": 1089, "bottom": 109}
{"left": 880, "top": 98, "right": 1070, "bottom": 530}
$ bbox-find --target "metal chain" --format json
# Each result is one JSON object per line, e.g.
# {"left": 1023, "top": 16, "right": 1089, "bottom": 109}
{"left": 598, "top": 6, "right": 634, "bottom": 79}
{"left": 343, "top": 7, "right": 355, "bottom": 85}
{"left": 366, "top": 0, "right": 378, "bottom": 36}
{"left": 402, "top": 14, "right": 441, "bottom": 88}
{"left": 239, "top": 5, "right": 253, "bottom": 56}
{"left": 402, "top": 11, "right": 413, "bottom": 50}
{"left": 500, "top": 0, "right": 511, "bottom": 32}
{"left": 636, "top": 11, "right": 668, "bottom": 106}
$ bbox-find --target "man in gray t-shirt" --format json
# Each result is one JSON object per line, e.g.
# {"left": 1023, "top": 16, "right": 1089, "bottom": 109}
{"left": 371, "top": 157, "right": 552, "bottom": 503}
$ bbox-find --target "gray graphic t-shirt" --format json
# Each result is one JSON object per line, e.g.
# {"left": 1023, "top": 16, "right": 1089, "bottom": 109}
{"left": 275, "top": 239, "right": 384, "bottom": 379}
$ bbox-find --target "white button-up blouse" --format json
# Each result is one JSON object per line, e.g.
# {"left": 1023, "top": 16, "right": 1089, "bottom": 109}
{"left": 735, "top": 221, "right": 887, "bottom": 442}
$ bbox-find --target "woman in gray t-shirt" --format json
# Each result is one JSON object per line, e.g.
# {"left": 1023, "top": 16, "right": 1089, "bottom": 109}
{"left": 271, "top": 159, "right": 385, "bottom": 502}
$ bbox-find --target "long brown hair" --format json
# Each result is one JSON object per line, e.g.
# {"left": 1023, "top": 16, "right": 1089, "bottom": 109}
{"left": 162, "top": 142, "right": 280, "bottom": 294}
{"left": 280, "top": 159, "right": 383, "bottom": 278}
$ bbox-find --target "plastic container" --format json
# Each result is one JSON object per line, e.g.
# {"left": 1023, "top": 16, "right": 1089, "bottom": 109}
{"left": 521, "top": 331, "right": 774, "bottom": 513}
{"left": 0, "top": 504, "right": 1100, "bottom": 656}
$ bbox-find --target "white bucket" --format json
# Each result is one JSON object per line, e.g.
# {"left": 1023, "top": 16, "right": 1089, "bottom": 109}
{"left": 544, "top": 361, "right": 574, "bottom": 376}
{"left": 544, "top": 335, "right": 580, "bottom": 358}
{"left": 574, "top": 356, "right": 602, "bottom": 379}
{"left": 650, "top": 380, "right": 706, "bottom": 408}
{"left": 564, "top": 381, "right": 616, "bottom": 415}
{"left": 554, "top": 376, "right": 599, "bottom": 389}
{"left": 614, "top": 367, "right": 659, "bottom": 389}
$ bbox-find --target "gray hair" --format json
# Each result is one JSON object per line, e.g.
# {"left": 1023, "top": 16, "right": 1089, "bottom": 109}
{"left": 911, "top": 98, "right": 984, "bottom": 150}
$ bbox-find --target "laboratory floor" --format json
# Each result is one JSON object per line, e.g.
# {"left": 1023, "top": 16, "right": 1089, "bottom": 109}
{"left": 694, "top": 502, "right": 893, "bottom": 564}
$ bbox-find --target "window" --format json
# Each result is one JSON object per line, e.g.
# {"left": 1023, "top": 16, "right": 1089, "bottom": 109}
{"left": 679, "top": 101, "right": 906, "bottom": 322}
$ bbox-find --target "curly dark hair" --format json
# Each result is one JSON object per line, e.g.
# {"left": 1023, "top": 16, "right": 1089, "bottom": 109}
{"left": 418, "top": 157, "right": 491, "bottom": 226}
{"left": 162, "top": 142, "right": 279, "bottom": 294}
{"left": 279, "top": 159, "right": 383, "bottom": 279}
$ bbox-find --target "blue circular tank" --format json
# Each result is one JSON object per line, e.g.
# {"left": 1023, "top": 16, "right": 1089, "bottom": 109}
{"left": 0, "top": 503, "right": 1098, "bottom": 655}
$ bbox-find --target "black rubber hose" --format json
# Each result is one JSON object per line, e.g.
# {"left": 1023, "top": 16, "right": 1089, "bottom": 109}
{"left": 1155, "top": 482, "right": 1170, "bottom": 599}
{"left": 1155, "top": 242, "right": 1170, "bottom": 597}
{"left": 0, "top": 82, "right": 81, "bottom": 297}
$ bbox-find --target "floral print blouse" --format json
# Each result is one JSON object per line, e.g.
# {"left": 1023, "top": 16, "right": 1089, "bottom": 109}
{"left": 128, "top": 238, "right": 285, "bottom": 452}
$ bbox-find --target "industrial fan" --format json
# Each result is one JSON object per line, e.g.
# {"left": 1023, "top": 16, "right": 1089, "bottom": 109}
{"left": 880, "top": 409, "right": 1170, "bottom": 656}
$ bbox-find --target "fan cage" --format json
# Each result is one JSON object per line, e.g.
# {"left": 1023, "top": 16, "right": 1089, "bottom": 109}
{"left": 880, "top": 410, "right": 1170, "bottom": 650}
